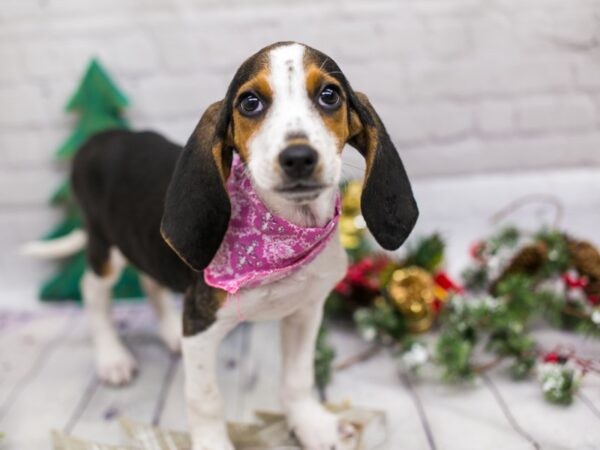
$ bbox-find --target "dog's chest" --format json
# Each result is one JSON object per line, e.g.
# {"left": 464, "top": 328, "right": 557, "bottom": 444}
{"left": 216, "top": 231, "right": 348, "bottom": 322}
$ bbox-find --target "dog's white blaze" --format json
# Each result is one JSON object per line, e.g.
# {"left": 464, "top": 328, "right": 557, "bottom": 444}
{"left": 247, "top": 43, "right": 342, "bottom": 227}
{"left": 249, "top": 44, "right": 337, "bottom": 189}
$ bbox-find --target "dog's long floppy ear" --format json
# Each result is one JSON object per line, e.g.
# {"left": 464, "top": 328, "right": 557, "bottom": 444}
{"left": 161, "top": 101, "right": 233, "bottom": 271}
{"left": 347, "top": 91, "right": 419, "bottom": 250}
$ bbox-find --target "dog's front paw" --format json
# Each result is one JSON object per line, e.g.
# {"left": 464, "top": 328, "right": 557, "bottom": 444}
{"left": 286, "top": 400, "right": 356, "bottom": 450}
{"left": 95, "top": 341, "right": 138, "bottom": 386}
{"left": 190, "top": 424, "right": 234, "bottom": 450}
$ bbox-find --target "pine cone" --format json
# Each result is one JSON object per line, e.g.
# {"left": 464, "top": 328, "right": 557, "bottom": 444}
{"left": 491, "top": 241, "right": 548, "bottom": 293}
{"left": 502, "top": 241, "right": 548, "bottom": 276}
{"left": 568, "top": 239, "right": 600, "bottom": 278}
{"left": 567, "top": 238, "right": 600, "bottom": 298}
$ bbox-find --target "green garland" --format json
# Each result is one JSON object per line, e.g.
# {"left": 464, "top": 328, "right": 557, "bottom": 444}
{"left": 315, "top": 325, "right": 336, "bottom": 393}
{"left": 403, "top": 228, "right": 598, "bottom": 404}
{"left": 315, "top": 183, "right": 600, "bottom": 405}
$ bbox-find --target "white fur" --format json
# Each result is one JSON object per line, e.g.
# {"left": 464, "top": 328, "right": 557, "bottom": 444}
{"left": 139, "top": 274, "right": 182, "bottom": 353}
{"left": 20, "top": 229, "right": 87, "bottom": 259}
{"left": 81, "top": 248, "right": 138, "bottom": 386}
{"left": 248, "top": 43, "right": 342, "bottom": 228}
{"left": 183, "top": 318, "right": 237, "bottom": 450}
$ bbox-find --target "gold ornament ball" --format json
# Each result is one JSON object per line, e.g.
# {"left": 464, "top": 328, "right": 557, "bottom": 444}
{"left": 387, "top": 267, "right": 436, "bottom": 333}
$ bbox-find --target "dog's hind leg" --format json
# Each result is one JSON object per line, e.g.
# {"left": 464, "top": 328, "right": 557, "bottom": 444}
{"left": 81, "top": 245, "right": 137, "bottom": 386}
{"left": 139, "top": 274, "right": 182, "bottom": 353}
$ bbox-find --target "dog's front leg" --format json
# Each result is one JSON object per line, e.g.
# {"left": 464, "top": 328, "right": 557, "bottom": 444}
{"left": 281, "top": 300, "right": 347, "bottom": 450}
{"left": 183, "top": 317, "right": 236, "bottom": 450}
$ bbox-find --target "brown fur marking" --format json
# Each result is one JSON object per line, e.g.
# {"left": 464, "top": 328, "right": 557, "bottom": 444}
{"left": 362, "top": 125, "right": 378, "bottom": 182}
{"left": 232, "top": 69, "right": 272, "bottom": 160}
{"left": 348, "top": 92, "right": 379, "bottom": 183}
{"left": 100, "top": 261, "right": 113, "bottom": 278}
{"left": 305, "top": 65, "right": 349, "bottom": 152}
{"left": 212, "top": 142, "right": 231, "bottom": 184}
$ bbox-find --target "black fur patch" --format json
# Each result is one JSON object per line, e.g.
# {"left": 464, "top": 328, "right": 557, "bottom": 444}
{"left": 72, "top": 130, "right": 194, "bottom": 291}
{"left": 160, "top": 102, "right": 232, "bottom": 272}
{"left": 182, "top": 278, "right": 224, "bottom": 336}
{"left": 358, "top": 115, "right": 419, "bottom": 250}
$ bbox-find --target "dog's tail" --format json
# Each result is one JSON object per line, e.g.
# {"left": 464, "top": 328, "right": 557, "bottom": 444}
{"left": 20, "top": 229, "right": 88, "bottom": 259}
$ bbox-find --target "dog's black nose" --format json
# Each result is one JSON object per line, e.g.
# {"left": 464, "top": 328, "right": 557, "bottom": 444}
{"left": 279, "top": 145, "right": 318, "bottom": 179}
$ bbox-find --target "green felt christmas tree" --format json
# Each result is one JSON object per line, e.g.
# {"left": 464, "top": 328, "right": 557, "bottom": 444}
{"left": 40, "top": 59, "right": 143, "bottom": 301}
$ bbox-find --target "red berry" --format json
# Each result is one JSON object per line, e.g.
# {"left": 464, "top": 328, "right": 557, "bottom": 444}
{"left": 334, "top": 281, "right": 351, "bottom": 295}
{"left": 562, "top": 272, "right": 589, "bottom": 289}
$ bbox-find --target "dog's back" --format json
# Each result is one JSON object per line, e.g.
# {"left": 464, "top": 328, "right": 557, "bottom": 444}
{"left": 72, "top": 129, "right": 193, "bottom": 292}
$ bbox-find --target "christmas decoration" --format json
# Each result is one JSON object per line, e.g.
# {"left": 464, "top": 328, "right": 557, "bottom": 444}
{"left": 317, "top": 184, "right": 600, "bottom": 406}
{"left": 345, "top": 235, "right": 458, "bottom": 344}
{"left": 39, "top": 59, "right": 143, "bottom": 301}
{"left": 339, "top": 181, "right": 368, "bottom": 253}
{"left": 315, "top": 325, "right": 336, "bottom": 394}
{"left": 409, "top": 228, "right": 600, "bottom": 402}
{"left": 398, "top": 341, "right": 429, "bottom": 373}
{"left": 538, "top": 354, "right": 582, "bottom": 405}
{"left": 387, "top": 267, "right": 455, "bottom": 333}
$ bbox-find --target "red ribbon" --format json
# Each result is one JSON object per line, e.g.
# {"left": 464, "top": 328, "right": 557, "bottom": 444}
{"left": 434, "top": 272, "right": 464, "bottom": 294}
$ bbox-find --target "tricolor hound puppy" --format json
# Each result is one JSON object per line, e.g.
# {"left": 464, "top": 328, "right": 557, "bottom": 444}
{"left": 60, "top": 42, "right": 418, "bottom": 449}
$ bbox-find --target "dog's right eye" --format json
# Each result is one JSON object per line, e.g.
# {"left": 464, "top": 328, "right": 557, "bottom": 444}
{"left": 238, "top": 93, "right": 264, "bottom": 116}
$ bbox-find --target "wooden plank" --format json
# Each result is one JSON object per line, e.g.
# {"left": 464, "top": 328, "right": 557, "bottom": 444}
{"left": 0, "top": 311, "right": 94, "bottom": 450}
{"left": 155, "top": 355, "right": 185, "bottom": 430}
{"left": 221, "top": 322, "right": 248, "bottom": 421}
{"left": 326, "top": 327, "right": 430, "bottom": 450}
{"left": 235, "top": 321, "right": 282, "bottom": 422}
{"left": 481, "top": 374, "right": 542, "bottom": 449}
{"left": 68, "top": 316, "right": 177, "bottom": 444}
{"left": 0, "top": 308, "right": 75, "bottom": 420}
{"left": 410, "top": 373, "right": 532, "bottom": 450}
{"left": 486, "top": 367, "right": 600, "bottom": 450}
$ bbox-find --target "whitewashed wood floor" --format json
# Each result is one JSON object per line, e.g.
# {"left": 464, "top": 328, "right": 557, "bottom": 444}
{"left": 0, "top": 303, "right": 599, "bottom": 450}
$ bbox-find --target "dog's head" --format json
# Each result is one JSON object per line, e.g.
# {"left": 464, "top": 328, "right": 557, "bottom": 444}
{"left": 161, "top": 42, "right": 418, "bottom": 271}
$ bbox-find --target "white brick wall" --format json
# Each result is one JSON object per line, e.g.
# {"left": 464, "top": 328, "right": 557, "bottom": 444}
{"left": 1, "top": 0, "right": 600, "bottom": 297}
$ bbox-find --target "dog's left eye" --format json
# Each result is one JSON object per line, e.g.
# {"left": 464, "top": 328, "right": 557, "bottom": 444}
{"left": 318, "top": 86, "right": 341, "bottom": 110}
{"left": 239, "top": 93, "right": 264, "bottom": 116}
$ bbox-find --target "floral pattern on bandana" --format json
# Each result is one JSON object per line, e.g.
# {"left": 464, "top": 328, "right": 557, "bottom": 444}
{"left": 204, "top": 154, "right": 341, "bottom": 294}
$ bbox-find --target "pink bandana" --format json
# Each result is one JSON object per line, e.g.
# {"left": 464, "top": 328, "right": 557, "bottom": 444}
{"left": 204, "top": 154, "right": 340, "bottom": 294}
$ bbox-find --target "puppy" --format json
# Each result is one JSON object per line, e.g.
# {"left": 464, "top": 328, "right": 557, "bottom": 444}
{"left": 65, "top": 42, "right": 418, "bottom": 449}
